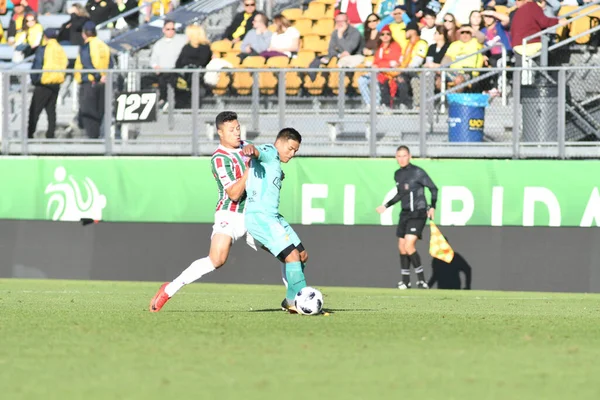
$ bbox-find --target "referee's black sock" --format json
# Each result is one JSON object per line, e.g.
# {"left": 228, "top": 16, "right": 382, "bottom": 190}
{"left": 408, "top": 251, "right": 426, "bottom": 281}
{"left": 400, "top": 254, "right": 411, "bottom": 285}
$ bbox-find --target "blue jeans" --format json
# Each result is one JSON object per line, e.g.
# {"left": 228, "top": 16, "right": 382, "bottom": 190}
{"left": 358, "top": 74, "right": 381, "bottom": 106}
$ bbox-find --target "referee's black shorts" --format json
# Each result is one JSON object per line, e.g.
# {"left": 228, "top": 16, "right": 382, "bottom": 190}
{"left": 396, "top": 209, "right": 428, "bottom": 239}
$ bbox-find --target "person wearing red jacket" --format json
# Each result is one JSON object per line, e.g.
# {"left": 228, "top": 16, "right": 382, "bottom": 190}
{"left": 358, "top": 24, "right": 402, "bottom": 108}
{"left": 510, "top": 0, "right": 567, "bottom": 68}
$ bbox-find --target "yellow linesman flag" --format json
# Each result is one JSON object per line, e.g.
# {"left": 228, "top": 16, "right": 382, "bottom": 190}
{"left": 429, "top": 222, "right": 455, "bottom": 263}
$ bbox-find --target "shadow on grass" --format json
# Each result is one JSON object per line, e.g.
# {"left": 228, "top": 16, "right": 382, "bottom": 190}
{"left": 159, "top": 308, "right": 378, "bottom": 314}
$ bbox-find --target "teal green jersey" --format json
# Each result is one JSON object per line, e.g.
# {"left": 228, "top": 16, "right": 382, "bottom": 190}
{"left": 245, "top": 144, "right": 283, "bottom": 216}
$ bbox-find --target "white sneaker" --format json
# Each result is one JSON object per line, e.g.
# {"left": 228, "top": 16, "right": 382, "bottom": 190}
{"left": 416, "top": 281, "right": 429, "bottom": 289}
{"left": 398, "top": 282, "right": 409, "bottom": 290}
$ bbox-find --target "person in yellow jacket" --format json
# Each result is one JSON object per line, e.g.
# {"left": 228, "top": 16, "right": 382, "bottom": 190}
{"left": 28, "top": 28, "right": 68, "bottom": 139}
{"left": 13, "top": 12, "right": 44, "bottom": 61}
{"left": 74, "top": 21, "right": 114, "bottom": 139}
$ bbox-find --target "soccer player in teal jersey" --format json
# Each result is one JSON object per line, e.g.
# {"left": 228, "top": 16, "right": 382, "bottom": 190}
{"left": 242, "top": 128, "right": 309, "bottom": 313}
{"left": 149, "top": 111, "right": 255, "bottom": 312}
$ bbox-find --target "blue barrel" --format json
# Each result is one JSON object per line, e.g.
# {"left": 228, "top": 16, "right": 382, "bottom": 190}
{"left": 447, "top": 94, "right": 490, "bottom": 142}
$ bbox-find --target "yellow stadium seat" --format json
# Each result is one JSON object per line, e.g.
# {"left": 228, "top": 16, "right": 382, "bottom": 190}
{"left": 495, "top": 5, "right": 509, "bottom": 15}
{"left": 303, "top": 2, "right": 327, "bottom": 21}
{"left": 211, "top": 39, "right": 233, "bottom": 57}
{"left": 313, "top": 18, "right": 334, "bottom": 36}
{"left": 314, "top": 0, "right": 336, "bottom": 5}
{"left": 294, "top": 18, "right": 314, "bottom": 36}
{"left": 282, "top": 8, "right": 304, "bottom": 21}
{"left": 292, "top": 50, "right": 316, "bottom": 67}
{"left": 260, "top": 56, "right": 290, "bottom": 95}
{"left": 303, "top": 73, "right": 327, "bottom": 95}
{"left": 232, "top": 56, "right": 266, "bottom": 95}
{"left": 302, "top": 34, "right": 329, "bottom": 54}
{"left": 222, "top": 54, "right": 241, "bottom": 67}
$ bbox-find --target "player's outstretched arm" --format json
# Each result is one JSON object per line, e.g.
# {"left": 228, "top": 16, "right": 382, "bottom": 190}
{"left": 242, "top": 144, "right": 259, "bottom": 158}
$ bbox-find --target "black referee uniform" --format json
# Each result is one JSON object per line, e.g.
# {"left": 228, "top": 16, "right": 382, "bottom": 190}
{"left": 384, "top": 162, "right": 438, "bottom": 288}
{"left": 385, "top": 163, "right": 438, "bottom": 238}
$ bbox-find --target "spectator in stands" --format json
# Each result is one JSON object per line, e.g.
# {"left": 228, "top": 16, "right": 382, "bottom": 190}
{"left": 510, "top": 0, "right": 566, "bottom": 69}
{"left": 394, "top": 20, "right": 428, "bottom": 108}
{"left": 441, "top": 24, "right": 485, "bottom": 92}
{"left": 74, "top": 20, "right": 113, "bottom": 138}
{"left": 12, "top": 11, "right": 43, "bottom": 61}
{"left": 436, "top": 0, "right": 481, "bottom": 26}
{"left": 424, "top": 25, "right": 451, "bottom": 91}
{"left": 260, "top": 14, "right": 299, "bottom": 58}
{"left": 362, "top": 13, "right": 381, "bottom": 57}
{"left": 309, "top": 12, "right": 363, "bottom": 75}
{"left": 58, "top": 3, "right": 90, "bottom": 46}
{"left": 469, "top": 10, "right": 484, "bottom": 32}
{"left": 338, "top": 0, "right": 372, "bottom": 33}
{"left": 149, "top": 19, "right": 186, "bottom": 106}
{"left": 377, "top": 5, "right": 410, "bottom": 51}
{"left": 223, "top": 0, "right": 257, "bottom": 43}
{"left": 7, "top": 0, "right": 32, "bottom": 45}
{"left": 387, "top": 5, "right": 409, "bottom": 51}
{"left": 40, "top": 0, "right": 66, "bottom": 14}
{"left": 175, "top": 24, "right": 212, "bottom": 70}
{"left": 28, "top": 28, "right": 67, "bottom": 139}
{"left": 442, "top": 12, "right": 459, "bottom": 42}
{"left": 174, "top": 24, "right": 212, "bottom": 108}
{"left": 85, "top": 0, "right": 118, "bottom": 25}
{"left": 358, "top": 25, "right": 401, "bottom": 109}
{"left": 481, "top": 6, "right": 512, "bottom": 68}
{"left": 420, "top": 8, "right": 437, "bottom": 46}
{"left": 239, "top": 12, "right": 272, "bottom": 60}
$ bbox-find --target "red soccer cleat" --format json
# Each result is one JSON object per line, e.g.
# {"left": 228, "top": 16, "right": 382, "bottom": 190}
{"left": 149, "top": 283, "right": 170, "bottom": 312}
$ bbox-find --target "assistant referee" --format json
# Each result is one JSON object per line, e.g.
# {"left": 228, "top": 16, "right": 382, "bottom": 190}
{"left": 376, "top": 145, "right": 438, "bottom": 289}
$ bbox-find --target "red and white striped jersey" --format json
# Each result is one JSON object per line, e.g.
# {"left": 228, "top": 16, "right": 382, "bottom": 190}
{"left": 210, "top": 141, "right": 249, "bottom": 213}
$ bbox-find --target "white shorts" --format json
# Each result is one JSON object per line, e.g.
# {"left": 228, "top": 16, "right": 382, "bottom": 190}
{"left": 211, "top": 210, "right": 256, "bottom": 250}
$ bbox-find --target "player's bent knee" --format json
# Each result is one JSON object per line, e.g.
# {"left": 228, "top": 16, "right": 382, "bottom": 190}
{"left": 278, "top": 245, "right": 299, "bottom": 263}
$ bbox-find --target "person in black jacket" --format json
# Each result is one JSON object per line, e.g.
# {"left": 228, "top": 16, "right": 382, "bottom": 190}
{"left": 174, "top": 24, "right": 212, "bottom": 108}
{"left": 223, "top": 0, "right": 258, "bottom": 42}
{"left": 58, "top": 3, "right": 90, "bottom": 46}
{"left": 376, "top": 145, "right": 438, "bottom": 290}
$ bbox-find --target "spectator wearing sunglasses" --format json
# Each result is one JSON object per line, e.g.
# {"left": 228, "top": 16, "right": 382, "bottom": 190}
{"left": 7, "top": 0, "right": 33, "bottom": 46}
{"left": 149, "top": 19, "right": 187, "bottom": 105}
{"left": 362, "top": 13, "right": 381, "bottom": 57}
{"left": 13, "top": 12, "right": 43, "bottom": 59}
{"left": 223, "top": 0, "right": 258, "bottom": 43}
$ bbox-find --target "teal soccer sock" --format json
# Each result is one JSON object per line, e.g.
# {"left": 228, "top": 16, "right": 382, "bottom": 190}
{"left": 285, "top": 261, "right": 307, "bottom": 301}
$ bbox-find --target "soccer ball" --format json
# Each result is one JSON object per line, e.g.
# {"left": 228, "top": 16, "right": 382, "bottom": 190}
{"left": 294, "top": 287, "right": 324, "bottom": 316}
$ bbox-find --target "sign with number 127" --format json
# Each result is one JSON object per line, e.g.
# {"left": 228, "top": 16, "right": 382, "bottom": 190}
{"left": 115, "top": 91, "right": 158, "bottom": 123}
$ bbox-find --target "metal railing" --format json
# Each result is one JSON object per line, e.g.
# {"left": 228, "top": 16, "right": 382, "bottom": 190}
{"left": 2, "top": 65, "right": 600, "bottom": 159}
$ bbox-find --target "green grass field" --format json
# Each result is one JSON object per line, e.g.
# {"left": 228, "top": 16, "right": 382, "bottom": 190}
{"left": 1, "top": 279, "right": 600, "bottom": 399}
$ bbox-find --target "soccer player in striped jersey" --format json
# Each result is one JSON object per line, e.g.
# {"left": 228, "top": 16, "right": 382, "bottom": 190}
{"left": 150, "top": 111, "right": 254, "bottom": 312}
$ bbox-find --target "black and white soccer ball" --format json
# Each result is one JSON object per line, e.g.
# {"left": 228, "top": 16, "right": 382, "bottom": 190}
{"left": 294, "top": 287, "right": 324, "bottom": 316}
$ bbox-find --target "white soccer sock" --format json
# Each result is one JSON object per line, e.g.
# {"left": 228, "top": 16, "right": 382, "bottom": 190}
{"left": 281, "top": 262, "right": 288, "bottom": 288}
{"left": 165, "top": 257, "right": 216, "bottom": 297}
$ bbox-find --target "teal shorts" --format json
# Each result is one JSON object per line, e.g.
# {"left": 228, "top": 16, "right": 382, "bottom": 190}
{"left": 245, "top": 213, "right": 301, "bottom": 257}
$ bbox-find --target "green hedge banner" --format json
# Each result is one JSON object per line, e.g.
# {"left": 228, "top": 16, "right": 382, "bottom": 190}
{"left": 1, "top": 157, "right": 599, "bottom": 227}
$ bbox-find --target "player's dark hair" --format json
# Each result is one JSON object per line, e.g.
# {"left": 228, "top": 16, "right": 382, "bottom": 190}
{"left": 276, "top": 127, "right": 302, "bottom": 143}
{"left": 215, "top": 111, "right": 238, "bottom": 129}
{"left": 396, "top": 145, "right": 410, "bottom": 153}
{"left": 163, "top": 19, "right": 175, "bottom": 27}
